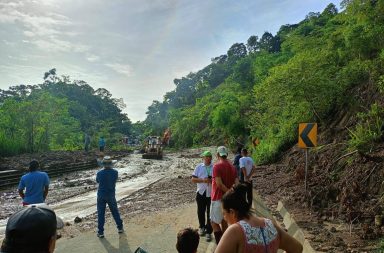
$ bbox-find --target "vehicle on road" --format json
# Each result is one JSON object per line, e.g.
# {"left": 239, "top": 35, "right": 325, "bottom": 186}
{"left": 142, "top": 136, "right": 163, "bottom": 159}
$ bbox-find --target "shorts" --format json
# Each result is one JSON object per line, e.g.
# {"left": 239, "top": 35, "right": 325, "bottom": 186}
{"left": 210, "top": 200, "right": 223, "bottom": 224}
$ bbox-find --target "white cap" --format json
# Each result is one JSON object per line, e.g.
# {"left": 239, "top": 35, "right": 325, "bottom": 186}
{"left": 217, "top": 146, "right": 228, "bottom": 157}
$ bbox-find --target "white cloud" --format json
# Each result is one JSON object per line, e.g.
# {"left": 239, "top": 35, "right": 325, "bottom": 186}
{"left": 2, "top": 39, "right": 15, "bottom": 46}
{"left": 0, "top": 0, "right": 88, "bottom": 54}
{"left": 105, "top": 63, "right": 133, "bottom": 77}
{"left": 86, "top": 54, "right": 100, "bottom": 62}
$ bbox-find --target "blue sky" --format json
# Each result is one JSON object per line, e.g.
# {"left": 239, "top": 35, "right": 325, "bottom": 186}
{"left": 0, "top": 0, "right": 342, "bottom": 122}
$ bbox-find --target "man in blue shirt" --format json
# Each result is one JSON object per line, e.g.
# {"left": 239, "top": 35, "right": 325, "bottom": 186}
{"left": 18, "top": 160, "right": 50, "bottom": 206}
{"left": 96, "top": 156, "right": 123, "bottom": 238}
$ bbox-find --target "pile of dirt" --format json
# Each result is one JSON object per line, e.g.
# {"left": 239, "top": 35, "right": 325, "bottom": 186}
{"left": 255, "top": 82, "right": 384, "bottom": 252}
{"left": 0, "top": 150, "right": 130, "bottom": 172}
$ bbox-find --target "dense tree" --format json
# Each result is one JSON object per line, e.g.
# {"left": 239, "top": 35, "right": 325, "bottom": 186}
{"left": 227, "top": 43, "right": 247, "bottom": 62}
{"left": 144, "top": 100, "right": 169, "bottom": 136}
{"left": 247, "top": 35, "right": 259, "bottom": 53}
{"left": 0, "top": 71, "right": 132, "bottom": 156}
{"left": 144, "top": 0, "right": 384, "bottom": 166}
{"left": 259, "top": 32, "right": 281, "bottom": 53}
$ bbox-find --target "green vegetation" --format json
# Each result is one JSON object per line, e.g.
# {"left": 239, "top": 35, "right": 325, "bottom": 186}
{"left": 2, "top": 0, "right": 384, "bottom": 163}
{"left": 0, "top": 69, "right": 132, "bottom": 156}
{"left": 348, "top": 103, "right": 384, "bottom": 153}
{"left": 143, "top": 0, "right": 384, "bottom": 164}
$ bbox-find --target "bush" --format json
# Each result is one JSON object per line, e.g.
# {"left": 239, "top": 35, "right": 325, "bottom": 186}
{"left": 348, "top": 103, "right": 384, "bottom": 153}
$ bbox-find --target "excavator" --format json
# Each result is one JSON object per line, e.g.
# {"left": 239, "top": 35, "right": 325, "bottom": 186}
{"left": 141, "top": 129, "right": 171, "bottom": 159}
{"left": 142, "top": 136, "right": 163, "bottom": 159}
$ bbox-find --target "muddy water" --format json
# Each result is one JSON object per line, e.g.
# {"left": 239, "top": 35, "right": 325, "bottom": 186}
{"left": 0, "top": 149, "right": 203, "bottom": 239}
{"left": 51, "top": 176, "right": 162, "bottom": 222}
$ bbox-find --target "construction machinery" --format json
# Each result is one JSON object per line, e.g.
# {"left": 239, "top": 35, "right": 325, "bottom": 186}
{"left": 142, "top": 136, "right": 163, "bottom": 159}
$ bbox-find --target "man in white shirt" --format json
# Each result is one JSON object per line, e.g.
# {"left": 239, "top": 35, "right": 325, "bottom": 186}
{"left": 239, "top": 148, "right": 256, "bottom": 207}
{"left": 191, "top": 150, "right": 213, "bottom": 242}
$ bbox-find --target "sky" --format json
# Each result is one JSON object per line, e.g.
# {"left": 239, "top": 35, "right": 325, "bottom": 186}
{"left": 0, "top": 0, "right": 342, "bottom": 122}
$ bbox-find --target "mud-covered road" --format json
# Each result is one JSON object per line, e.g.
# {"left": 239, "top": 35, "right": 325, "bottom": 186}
{"left": 0, "top": 148, "right": 202, "bottom": 239}
{"left": 0, "top": 148, "right": 380, "bottom": 252}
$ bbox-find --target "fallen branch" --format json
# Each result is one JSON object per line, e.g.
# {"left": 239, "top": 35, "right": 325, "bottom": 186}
{"left": 331, "top": 150, "right": 358, "bottom": 166}
{"left": 362, "top": 165, "right": 377, "bottom": 184}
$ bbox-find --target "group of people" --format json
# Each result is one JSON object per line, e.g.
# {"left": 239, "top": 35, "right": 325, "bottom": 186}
{"left": 84, "top": 134, "right": 106, "bottom": 152}
{"left": 1, "top": 155, "right": 123, "bottom": 253}
{"left": 1, "top": 145, "right": 303, "bottom": 253}
{"left": 188, "top": 146, "right": 303, "bottom": 253}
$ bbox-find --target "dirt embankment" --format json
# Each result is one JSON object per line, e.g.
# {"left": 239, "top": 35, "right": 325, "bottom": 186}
{"left": 256, "top": 82, "right": 384, "bottom": 252}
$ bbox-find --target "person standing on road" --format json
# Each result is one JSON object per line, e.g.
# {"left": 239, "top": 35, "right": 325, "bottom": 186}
{"left": 96, "top": 156, "right": 123, "bottom": 238}
{"left": 215, "top": 184, "right": 303, "bottom": 253}
{"left": 211, "top": 146, "right": 238, "bottom": 245}
{"left": 239, "top": 148, "right": 256, "bottom": 207}
{"left": 191, "top": 150, "right": 213, "bottom": 242}
{"left": 98, "top": 136, "right": 106, "bottom": 152}
{"left": 232, "top": 147, "right": 242, "bottom": 179}
{"left": 84, "top": 133, "right": 91, "bottom": 152}
{"left": 18, "top": 160, "right": 49, "bottom": 206}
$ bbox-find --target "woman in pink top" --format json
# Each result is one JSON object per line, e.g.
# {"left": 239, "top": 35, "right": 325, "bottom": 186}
{"left": 216, "top": 184, "right": 303, "bottom": 253}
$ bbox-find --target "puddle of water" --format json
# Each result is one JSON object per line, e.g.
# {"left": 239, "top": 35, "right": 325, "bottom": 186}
{"left": 51, "top": 175, "right": 162, "bottom": 222}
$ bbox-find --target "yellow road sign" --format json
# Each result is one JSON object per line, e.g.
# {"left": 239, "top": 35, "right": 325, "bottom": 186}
{"left": 298, "top": 123, "right": 317, "bottom": 148}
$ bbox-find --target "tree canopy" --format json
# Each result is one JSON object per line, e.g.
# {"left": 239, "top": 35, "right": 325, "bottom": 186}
{"left": 143, "top": 0, "right": 384, "bottom": 164}
{"left": 0, "top": 71, "right": 132, "bottom": 156}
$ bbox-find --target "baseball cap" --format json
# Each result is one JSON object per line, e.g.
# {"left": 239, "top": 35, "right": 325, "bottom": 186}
{"left": 3, "top": 204, "right": 63, "bottom": 250}
{"left": 200, "top": 151, "right": 212, "bottom": 157}
{"left": 217, "top": 146, "right": 228, "bottom": 157}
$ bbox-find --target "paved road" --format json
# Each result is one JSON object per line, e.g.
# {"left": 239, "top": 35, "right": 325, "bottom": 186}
{"left": 55, "top": 202, "right": 214, "bottom": 253}
{"left": 54, "top": 191, "right": 284, "bottom": 253}
{"left": 55, "top": 191, "right": 315, "bottom": 253}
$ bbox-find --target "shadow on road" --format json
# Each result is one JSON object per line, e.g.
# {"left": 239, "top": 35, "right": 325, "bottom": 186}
{"left": 99, "top": 233, "right": 132, "bottom": 253}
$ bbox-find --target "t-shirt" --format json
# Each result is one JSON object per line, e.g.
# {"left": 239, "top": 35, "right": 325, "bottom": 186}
{"left": 98, "top": 138, "right": 106, "bottom": 147}
{"left": 239, "top": 156, "right": 254, "bottom": 177}
{"left": 96, "top": 168, "right": 118, "bottom": 197}
{"left": 18, "top": 171, "right": 50, "bottom": 204}
{"left": 233, "top": 153, "right": 242, "bottom": 178}
{"left": 211, "top": 160, "right": 237, "bottom": 201}
{"left": 233, "top": 154, "right": 241, "bottom": 167}
{"left": 192, "top": 163, "right": 213, "bottom": 197}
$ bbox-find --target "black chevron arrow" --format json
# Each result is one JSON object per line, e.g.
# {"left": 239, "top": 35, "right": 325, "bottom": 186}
{"left": 300, "top": 123, "right": 315, "bottom": 147}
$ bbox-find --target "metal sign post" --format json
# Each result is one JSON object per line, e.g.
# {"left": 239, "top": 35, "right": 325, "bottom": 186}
{"left": 298, "top": 123, "right": 317, "bottom": 194}
{"left": 305, "top": 148, "right": 308, "bottom": 192}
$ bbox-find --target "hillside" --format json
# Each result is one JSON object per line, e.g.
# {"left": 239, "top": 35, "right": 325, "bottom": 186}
{"left": 140, "top": 0, "right": 384, "bottom": 250}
